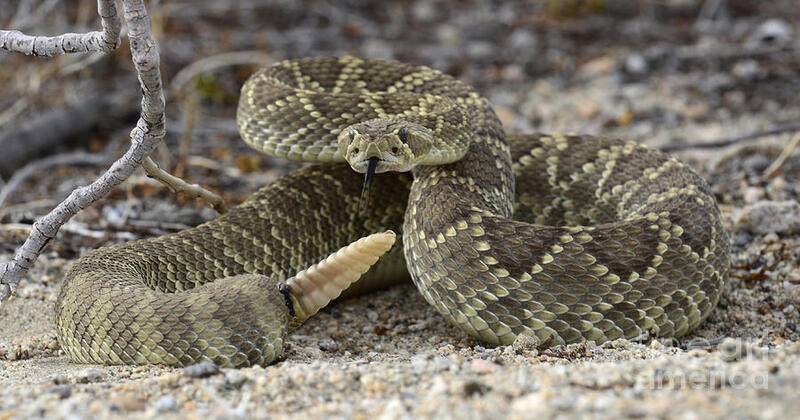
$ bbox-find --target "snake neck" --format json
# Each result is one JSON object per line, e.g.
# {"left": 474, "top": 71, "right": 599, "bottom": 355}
{"left": 410, "top": 116, "right": 514, "bottom": 221}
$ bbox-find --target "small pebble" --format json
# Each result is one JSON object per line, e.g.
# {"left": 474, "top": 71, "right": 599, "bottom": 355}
{"left": 462, "top": 380, "right": 490, "bottom": 397}
{"left": 735, "top": 200, "right": 800, "bottom": 235}
{"left": 733, "top": 231, "right": 752, "bottom": 248}
{"left": 109, "top": 393, "right": 146, "bottom": 412}
{"left": 154, "top": 395, "right": 178, "bottom": 412}
{"left": 732, "top": 60, "right": 761, "bottom": 80}
{"left": 76, "top": 368, "right": 103, "bottom": 384}
{"left": 379, "top": 398, "right": 409, "bottom": 419}
{"left": 719, "top": 338, "right": 746, "bottom": 362}
{"left": 319, "top": 338, "right": 339, "bottom": 352}
{"left": 224, "top": 370, "right": 248, "bottom": 389}
{"left": 410, "top": 354, "right": 431, "bottom": 373}
{"left": 366, "top": 310, "right": 379, "bottom": 323}
{"left": 157, "top": 373, "right": 182, "bottom": 387}
{"left": 49, "top": 384, "right": 72, "bottom": 399}
{"left": 624, "top": 54, "right": 648, "bottom": 75}
{"left": 470, "top": 359, "right": 498, "bottom": 374}
{"left": 52, "top": 374, "right": 69, "bottom": 385}
{"left": 511, "top": 332, "right": 541, "bottom": 353}
{"left": 6, "top": 344, "right": 27, "bottom": 361}
{"left": 509, "top": 28, "right": 536, "bottom": 50}
{"left": 742, "top": 186, "right": 764, "bottom": 204}
{"left": 183, "top": 362, "right": 220, "bottom": 378}
{"left": 749, "top": 19, "right": 794, "bottom": 46}
{"left": 411, "top": 1, "right": 437, "bottom": 22}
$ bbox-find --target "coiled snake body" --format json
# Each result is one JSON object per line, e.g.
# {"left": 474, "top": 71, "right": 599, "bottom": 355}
{"left": 55, "top": 57, "right": 729, "bottom": 367}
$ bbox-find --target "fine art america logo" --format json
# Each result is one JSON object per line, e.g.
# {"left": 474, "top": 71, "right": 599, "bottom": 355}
{"left": 647, "top": 338, "right": 771, "bottom": 390}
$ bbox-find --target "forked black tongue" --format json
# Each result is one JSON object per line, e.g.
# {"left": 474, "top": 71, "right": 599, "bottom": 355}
{"left": 359, "top": 157, "right": 379, "bottom": 214}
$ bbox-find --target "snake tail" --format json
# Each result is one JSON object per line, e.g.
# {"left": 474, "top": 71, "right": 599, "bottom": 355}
{"left": 286, "top": 230, "right": 397, "bottom": 323}
{"left": 55, "top": 230, "right": 396, "bottom": 368}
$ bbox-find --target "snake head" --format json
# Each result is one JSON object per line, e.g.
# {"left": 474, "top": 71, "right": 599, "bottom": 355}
{"left": 337, "top": 119, "right": 433, "bottom": 173}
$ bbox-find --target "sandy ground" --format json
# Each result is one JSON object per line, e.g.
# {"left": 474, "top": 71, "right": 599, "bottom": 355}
{"left": 0, "top": 254, "right": 799, "bottom": 418}
{"left": 2, "top": 1, "right": 800, "bottom": 418}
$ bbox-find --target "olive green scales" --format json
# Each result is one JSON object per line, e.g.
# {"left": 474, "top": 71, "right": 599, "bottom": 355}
{"left": 55, "top": 57, "right": 730, "bottom": 367}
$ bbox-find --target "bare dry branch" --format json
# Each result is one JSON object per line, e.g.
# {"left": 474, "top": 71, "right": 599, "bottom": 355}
{"left": 1, "top": 0, "right": 231, "bottom": 300}
{"left": 142, "top": 157, "right": 228, "bottom": 214}
{"left": 0, "top": 0, "right": 120, "bottom": 56}
{"left": 1, "top": 222, "right": 138, "bottom": 242}
{"left": 0, "top": 0, "right": 164, "bottom": 301}
{"left": 661, "top": 122, "right": 800, "bottom": 152}
{"left": 763, "top": 134, "right": 800, "bottom": 179}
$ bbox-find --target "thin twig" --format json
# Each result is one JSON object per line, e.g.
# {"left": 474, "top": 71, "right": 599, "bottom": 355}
{"left": 1, "top": 0, "right": 229, "bottom": 300}
{"left": 1, "top": 222, "right": 138, "bottom": 241}
{"left": 168, "top": 50, "right": 271, "bottom": 95}
{"left": 763, "top": 133, "right": 800, "bottom": 179}
{"left": 0, "top": 0, "right": 120, "bottom": 56}
{"left": 0, "top": 97, "right": 29, "bottom": 128}
{"left": 123, "top": 218, "right": 194, "bottom": 232}
{"left": 0, "top": 199, "right": 59, "bottom": 222}
{"left": 168, "top": 51, "right": 269, "bottom": 180}
{"left": 168, "top": 49, "right": 270, "bottom": 176}
{"left": 661, "top": 122, "right": 800, "bottom": 152}
{"left": 693, "top": 0, "right": 725, "bottom": 30}
{"left": 0, "top": 152, "right": 110, "bottom": 208}
{"left": 174, "top": 93, "right": 199, "bottom": 178}
{"left": 0, "top": 0, "right": 159, "bottom": 301}
{"left": 8, "top": 0, "right": 62, "bottom": 31}
{"left": 0, "top": 93, "right": 136, "bottom": 177}
{"left": 142, "top": 158, "right": 228, "bottom": 214}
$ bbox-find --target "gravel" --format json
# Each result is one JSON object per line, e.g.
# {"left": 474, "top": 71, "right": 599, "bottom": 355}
{"left": 2, "top": 1, "right": 800, "bottom": 418}
{"left": 736, "top": 200, "right": 800, "bottom": 235}
{"left": 182, "top": 362, "right": 221, "bottom": 379}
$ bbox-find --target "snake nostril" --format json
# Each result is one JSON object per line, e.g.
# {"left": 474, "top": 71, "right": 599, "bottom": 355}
{"left": 353, "top": 148, "right": 359, "bottom": 154}
{"left": 392, "top": 147, "right": 399, "bottom": 154}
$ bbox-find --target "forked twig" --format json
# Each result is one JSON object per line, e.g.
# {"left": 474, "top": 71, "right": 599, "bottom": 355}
{"left": 0, "top": 1, "right": 222, "bottom": 300}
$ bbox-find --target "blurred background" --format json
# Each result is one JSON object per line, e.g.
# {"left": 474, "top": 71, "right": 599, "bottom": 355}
{"left": 0, "top": 0, "right": 798, "bottom": 259}
{"left": 1, "top": 3, "right": 799, "bottom": 416}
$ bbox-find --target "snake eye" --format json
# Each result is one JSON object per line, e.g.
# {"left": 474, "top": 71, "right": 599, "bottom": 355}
{"left": 397, "top": 127, "right": 409, "bottom": 143}
{"left": 392, "top": 147, "right": 399, "bottom": 154}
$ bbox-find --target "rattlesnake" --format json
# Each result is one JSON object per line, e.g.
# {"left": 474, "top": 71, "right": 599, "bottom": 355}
{"left": 55, "top": 56, "right": 730, "bottom": 367}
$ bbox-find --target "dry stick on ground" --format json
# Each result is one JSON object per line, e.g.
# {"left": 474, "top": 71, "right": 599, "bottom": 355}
{"left": 0, "top": 152, "right": 111, "bottom": 209}
{"left": 0, "top": 97, "right": 29, "bottom": 128}
{"left": 1, "top": 222, "right": 139, "bottom": 242}
{"left": 763, "top": 133, "right": 800, "bottom": 179}
{"left": 173, "top": 92, "right": 199, "bottom": 178}
{"left": 169, "top": 51, "right": 273, "bottom": 184}
{"left": 0, "top": 93, "right": 137, "bottom": 178}
{"left": 660, "top": 122, "right": 800, "bottom": 152}
{"left": 0, "top": 1, "right": 223, "bottom": 301}
{"left": 168, "top": 50, "right": 271, "bottom": 95}
{"left": 0, "top": 199, "right": 58, "bottom": 224}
